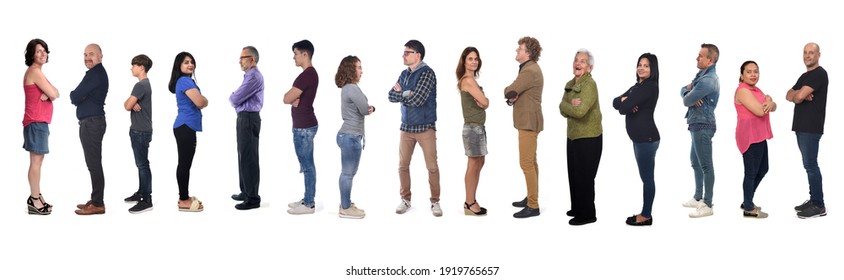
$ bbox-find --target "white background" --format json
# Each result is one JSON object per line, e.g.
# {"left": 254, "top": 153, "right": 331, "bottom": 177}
{"left": 1, "top": 0, "right": 841, "bottom": 279}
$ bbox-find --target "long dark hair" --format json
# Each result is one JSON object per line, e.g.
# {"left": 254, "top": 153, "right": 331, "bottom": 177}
{"left": 455, "top": 47, "right": 481, "bottom": 89}
{"left": 637, "top": 53, "right": 659, "bottom": 83}
{"left": 168, "top": 52, "right": 196, "bottom": 93}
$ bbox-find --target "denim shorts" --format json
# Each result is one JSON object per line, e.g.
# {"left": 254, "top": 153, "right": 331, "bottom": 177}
{"left": 23, "top": 122, "right": 50, "bottom": 154}
{"left": 462, "top": 123, "right": 487, "bottom": 157}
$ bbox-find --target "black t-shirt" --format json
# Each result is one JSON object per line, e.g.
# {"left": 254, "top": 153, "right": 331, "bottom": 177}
{"left": 792, "top": 66, "right": 828, "bottom": 134}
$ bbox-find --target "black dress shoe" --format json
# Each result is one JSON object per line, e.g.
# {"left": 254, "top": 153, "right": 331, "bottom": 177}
{"left": 566, "top": 210, "right": 575, "bottom": 217}
{"left": 512, "top": 197, "right": 528, "bottom": 207}
{"left": 569, "top": 217, "right": 597, "bottom": 226}
{"left": 513, "top": 206, "right": 540, "bottom": 218}
{"left": 235, "top": 201, "right": 260, "bottom": 210}
{"left": 231, "top": 193, "right": 246, "bottom": 201}
{"left": 625, "top": 215, "right": 652, "bottom": 226}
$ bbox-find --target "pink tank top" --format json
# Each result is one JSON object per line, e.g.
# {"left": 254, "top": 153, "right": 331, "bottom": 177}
{"left": 23, "top": 84, "right": 54, "bottom": 126}
{"left": 734, "top": 82, "right": 772, "bottom": 154}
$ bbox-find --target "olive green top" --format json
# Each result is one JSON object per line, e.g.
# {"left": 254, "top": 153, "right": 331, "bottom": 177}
{"left": 461, "top": 86, "right": 486, "bottom": 125}
{"left": 559, "top": 72, "right": 603, "bottom": 139}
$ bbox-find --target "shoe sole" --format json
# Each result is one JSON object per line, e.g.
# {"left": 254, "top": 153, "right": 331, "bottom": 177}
{"left": 689, "top": 213, "right": 713, "bottom": 218}
{"left": 396, "top": 207, "right": 410, "bottom": 214}
{"left": 797, "top": 213, "right": 827, "bottom": 219}
{"left": 129, "top": 207, "right": 154, "bottom": 214}
{"left": 339, "top": 213, "right": 365, "bottom": 219}
{"left": 464, "top": 209, "right": 487, "bottom": 216}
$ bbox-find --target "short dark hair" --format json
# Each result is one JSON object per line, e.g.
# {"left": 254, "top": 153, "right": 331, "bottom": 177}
{"left": 243, "top": 46, "right": 259, "bottom": 63}
{"left": 292, "top": 40, "right": 314, "bottom": 59}
{"left": 701, "top": 43, "right": 720, "bottom": 64}
{"left": 335, "top": 55, "right": 361, "bottom": 88}
{"left": 131, "top": 54, "right": 153, "bottom": 73}
{"left": 25, "top": 38, "right": 49, "bottom": 66}
{"left": 404, "top": 39, "right": 426, "bottom": 60}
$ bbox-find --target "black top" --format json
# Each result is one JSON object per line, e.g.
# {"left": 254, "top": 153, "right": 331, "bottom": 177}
{"left": 70, "top": 63, "right": 109, "bottom": 120}
{"left": 613, "top": 79, "right": 660, "bottom": 142}
{"left": 792, "top": 66, "right": 828, "bottom": 134}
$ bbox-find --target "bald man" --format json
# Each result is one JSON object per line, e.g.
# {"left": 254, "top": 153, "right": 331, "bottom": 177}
{"left": 71, "top": 43, "right": 110, "bottom": 215}
{"left": 786, "top": 42, "right": 828, "bottom": 219}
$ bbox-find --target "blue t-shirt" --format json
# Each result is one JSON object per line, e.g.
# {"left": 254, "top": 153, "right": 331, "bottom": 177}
{"left": 173, "top": 76, "right": 203, "bottom": 131}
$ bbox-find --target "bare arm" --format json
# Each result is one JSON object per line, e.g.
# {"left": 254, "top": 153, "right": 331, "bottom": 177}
{"left": 786, "top": 86, "right": 814, "bottom": 104}
{"left": 461, "top": 77, "right": 489, "bottom": 109}
{"left": 736, "top": 88, "right": 766, "bottom": 117}
{"left": 283, "top": 87, "right": 303, "bottom": 104}
{"left": 31, "top": 69, "right": 60, "bottom": 100}
{"left": 185, "top": 88, "right": 208, "bottom": 109}
{"left": 124, "top": 95, "right": 139, "bottom": 111}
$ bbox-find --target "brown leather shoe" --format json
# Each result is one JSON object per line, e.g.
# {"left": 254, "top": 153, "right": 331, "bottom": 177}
{"left": 75, "top": 203, "right": 105, "bottom": 215}
{"left": 76, "top": 200, "right": 93, "bottom": 209}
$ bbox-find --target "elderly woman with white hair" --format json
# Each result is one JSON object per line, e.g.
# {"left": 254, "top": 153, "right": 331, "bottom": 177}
{"left": 559, "top": 48, "right": 602, "bottom": 226}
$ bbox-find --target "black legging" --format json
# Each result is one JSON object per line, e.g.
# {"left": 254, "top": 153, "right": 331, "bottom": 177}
{"left": 174, "top": 124, "right": 197, "bottom": 200}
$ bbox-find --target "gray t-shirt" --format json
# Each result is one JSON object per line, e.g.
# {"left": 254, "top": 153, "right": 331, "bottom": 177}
{"left": 339, "top": 83, "right": 369, "bottom": 136}
{"left": 130, "top": 78, "right": 152, "bottom": 132}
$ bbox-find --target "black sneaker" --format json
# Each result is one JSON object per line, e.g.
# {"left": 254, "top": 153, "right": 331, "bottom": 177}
{"left": 794, "top": 200, "right": 812, "bottom": 212}
{"left": 797, "top": 204, "right": 826, "bottom": 219}
{"left": 129, "top": 200, "right": 153, "bottom": 214}
{"left": 124, "top": 192, "right": 142, "bottom": 203}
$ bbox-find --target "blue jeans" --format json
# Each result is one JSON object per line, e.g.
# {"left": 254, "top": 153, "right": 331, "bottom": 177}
{"left": 690, "top": 129, "right": 715, "bottom": 207}
{"left": 742, "top": 140, "right": 768, "bottom": 211}
{"left": 796, "top": 132, "right": 823, "bottom": 207}
{"left": 337, "top": 132, "right": 363, "bottom": 209}
{"left": 130, "top": 129, "right": 153, "bottom": 201}
{"left": 293, "top": 125, "right": 318, "bottom": 206}
{"left": 633, "top": 141, "right": 659, "bottom": 218}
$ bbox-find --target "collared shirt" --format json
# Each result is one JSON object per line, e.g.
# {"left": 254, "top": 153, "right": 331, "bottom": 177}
{"left": 229, "top": 66, "right": 264, "bottom": 113}
{"left": 70, "top": 63, "right": 109, "bottom": 120}
{"left": 388, "top": 61, "right": 437, "bottom": 133}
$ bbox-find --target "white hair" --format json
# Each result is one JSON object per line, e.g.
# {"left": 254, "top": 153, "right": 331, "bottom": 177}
{"left": 576, "top": 48, "right": 595, "bottom": 66}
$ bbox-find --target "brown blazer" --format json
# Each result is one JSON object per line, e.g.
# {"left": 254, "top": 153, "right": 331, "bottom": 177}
{"left": 504, "top": 60, "right": 544, "bottom": 132}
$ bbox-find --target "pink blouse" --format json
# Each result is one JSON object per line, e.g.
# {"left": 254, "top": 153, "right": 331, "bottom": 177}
{"left": 734, "top": 82, "right": 773, "bottom": 154}
{"left": 23, "top": 84, "right": 54, "bottom": 126}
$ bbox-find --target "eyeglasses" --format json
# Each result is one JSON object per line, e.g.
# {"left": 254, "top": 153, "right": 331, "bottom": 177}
{"left": 240, "top": 55, "right": 253, "bottom": 60}
{"left": 403, "top": 51, "right": 418, "bottom": 56}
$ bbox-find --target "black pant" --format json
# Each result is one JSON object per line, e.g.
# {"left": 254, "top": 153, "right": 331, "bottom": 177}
{"left": 567, "top": 135, "right": 602, "bottom": 220}
{"left": 174, "top": 124, "right": 196, "bottom": 201}
{"left": 237, "top": 112, "right": 261, "bottom": 203}
{"left": 80, "top": 116, "right": 107, "bottom": 206}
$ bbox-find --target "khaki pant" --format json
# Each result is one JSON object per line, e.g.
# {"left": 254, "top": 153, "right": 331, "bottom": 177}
{"left": 519, "top": 129, "right": 539, "bottom": 208}
{"left": 399, "top": 129, "right": 441, "bottom": 203}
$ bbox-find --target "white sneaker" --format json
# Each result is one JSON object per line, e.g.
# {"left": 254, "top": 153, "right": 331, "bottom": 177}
{"left": 682, "top": 198, "right": 704, "bottom": 208}
{"left": 431, "top": 202, "right": 443, "bottom": 217}
{"left": 288, "top": 199, "right": 305, "bottom": 208}
{"left": 689, "top": 204, "right": 713, "bottom": 218}
{"left": 287, "top": 203, "right": 315, "bottom": 215}
{"left": 396, "top": 199, "right": 411, "bottom": 214}
{"left": 339, "top": 203, "right": 365, "bottom": 219}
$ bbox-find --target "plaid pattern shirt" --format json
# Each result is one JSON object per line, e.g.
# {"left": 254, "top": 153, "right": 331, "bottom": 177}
{"left": 389, "top": 69, "right": 437, "bottom": 133}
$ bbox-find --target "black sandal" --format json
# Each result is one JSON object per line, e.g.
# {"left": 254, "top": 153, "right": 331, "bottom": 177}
{"left": 463, "top": 201, "right": 488, "bottom": 216}
{"left": 27, "top": 195, "right": 52, "bottom": 215}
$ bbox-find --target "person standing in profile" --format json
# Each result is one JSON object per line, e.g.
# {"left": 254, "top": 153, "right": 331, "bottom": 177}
{"left": 613, "top": 53, "right": 660, "bottom": 226}
{"left": 334, "top": 55, "right": 374, "bottom": 219}
{"left": 122, "top": 54, "right": 155, "bottom": 214}
{"left": 169, "top": 51, "right": 208, "bottom": 212}
{"left": 71, "top": 43, "right": 109, "bottom": 215}
{"left": 506, "top": 37, "right": 543, "bottom": 219}
{"left": 22, "top": 38, "right": 59, "bottom": 215}
{"left": 229, "top": 46, "right": 264, "bottom": 211}
{"left": 786, "top": 42, "right": 829, "bottom": 219}
{"left": 456, "top": 46, "right": 489, "bottom": 216}
{"left": 680, "top": 43, "right": 720, "bottom": 219}
{"left": 284, "top": 40, "right": 320, "bottom": 215}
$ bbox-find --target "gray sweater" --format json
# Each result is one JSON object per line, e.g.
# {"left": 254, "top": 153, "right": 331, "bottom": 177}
{"left": 339, "top": 83, "right": 370, "bottom": 136}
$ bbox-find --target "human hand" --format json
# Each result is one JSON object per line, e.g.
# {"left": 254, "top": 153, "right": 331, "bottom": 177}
{"left": 133, "top": 104, "right": 142, "bottom": 112}
{"left": 806, "top": 94, "right": 814, "bottom": 101}
{"left": 571, "top": 98, "right": 582, "bottom": 107}
{"left": 368, "top": 105, "right": 375, "bottom": 114}
{"left": 695, "top": 99, "right": 703, "bottom": 107}
{"left": 686, "top": 84, "right": 693, "bottom": 91}
{"left": 393, "top": 83, "right": 401, "bottom": 92}
{"left": 292, "top": 99, "right": 300, "bottom": 108}
{"left": 631, "top": 106, "right": 639, "bottom": 113}
{"left": 40, "top": 93, "right": 49, "bottom": 101}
